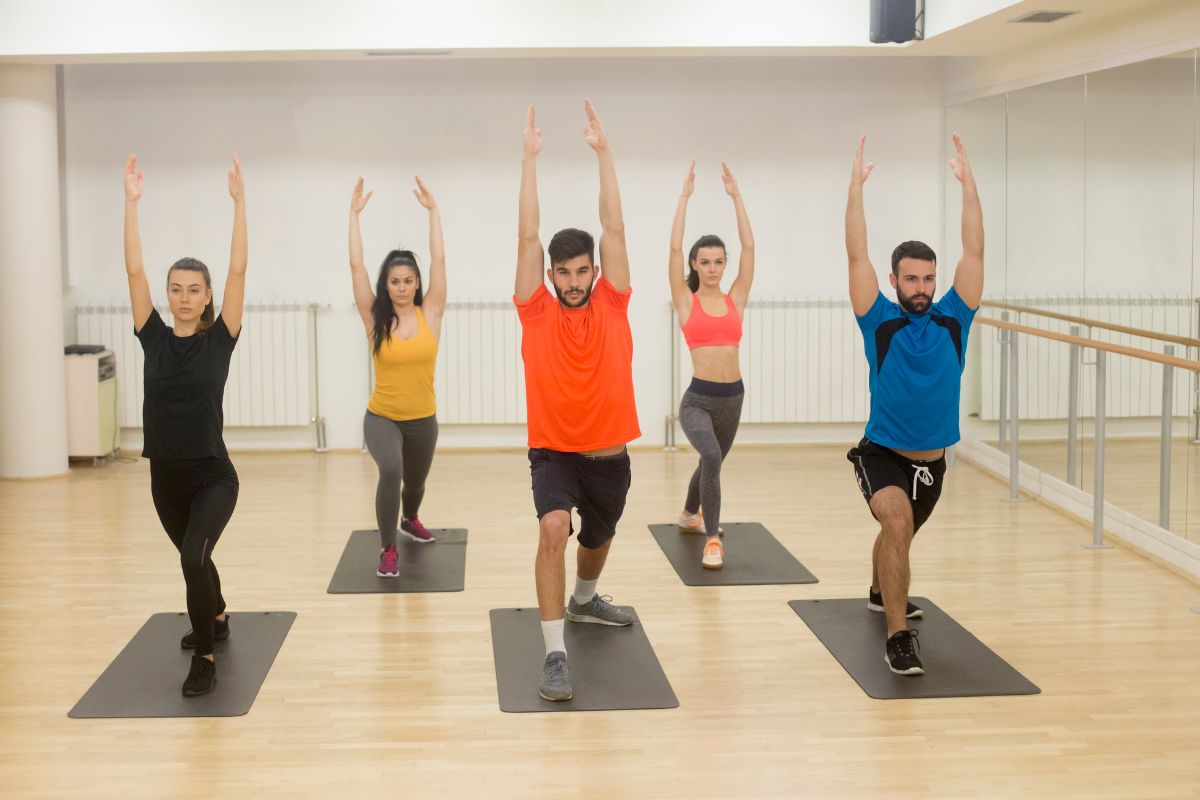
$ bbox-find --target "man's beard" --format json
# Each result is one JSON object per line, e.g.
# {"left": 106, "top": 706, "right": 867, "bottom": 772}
{"left": 898, "top": 290, "right": 932, "bottom": 314}
{"left": 554, "top": 282, "right": 593, "bottom": 308}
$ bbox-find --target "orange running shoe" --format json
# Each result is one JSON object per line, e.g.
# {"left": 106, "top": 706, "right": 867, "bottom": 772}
{"left": 701, "top": 536, "right": 724, "bottom": 569}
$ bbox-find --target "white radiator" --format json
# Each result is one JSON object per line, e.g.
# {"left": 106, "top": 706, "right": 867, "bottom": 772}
{"left": 74, "top": 303, "right": 318, "bottom": 428}
{"left": 672, "top": 299, "right": 870, "bottom": 424}
{"left": 980, "top": 296, "right": 1197, "bottom": 421}
{"left": 434, "top": 301, "right": 526, "bottom": 424}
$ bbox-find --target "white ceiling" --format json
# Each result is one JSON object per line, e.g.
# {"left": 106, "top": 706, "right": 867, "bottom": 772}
{"left": 0, "top": 0, "right": 1190, "bottom": 62}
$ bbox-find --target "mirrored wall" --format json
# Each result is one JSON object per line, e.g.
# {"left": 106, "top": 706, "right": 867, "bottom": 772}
{"left": 948, "top": 50, "right": 1200, "bottom": 544}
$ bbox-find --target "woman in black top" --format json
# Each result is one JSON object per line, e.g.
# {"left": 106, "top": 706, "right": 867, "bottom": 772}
{"left": 123, "top": 152, "right": 247, "bottom": 697}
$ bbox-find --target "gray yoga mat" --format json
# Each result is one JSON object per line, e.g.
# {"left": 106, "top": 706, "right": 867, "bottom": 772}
{"left": 68, "top": 611, "right": 296, "bottom": 718}
{"left": 327, "top": 529, "right": 467, "bottom": 593}
{"left": 648, "top": 522, "right": 818, "bottom": 586}
{"left": 489, "top": 607, "right": 679, "bottom": 713}
{"left": 789, "top": 598, "right": 1040, "bottom": 699}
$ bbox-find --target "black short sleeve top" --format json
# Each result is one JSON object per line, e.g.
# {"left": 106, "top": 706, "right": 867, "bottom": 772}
{"left": 134, "top": 309, "right": 239, "bottom": 459}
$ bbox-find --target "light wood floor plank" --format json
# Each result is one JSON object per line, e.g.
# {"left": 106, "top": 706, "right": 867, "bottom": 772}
{"left": 0, "top": 445, "right": 1197, "bottom": 799}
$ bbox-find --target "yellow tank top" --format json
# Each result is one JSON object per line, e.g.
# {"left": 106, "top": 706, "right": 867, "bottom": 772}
{"left": 367, "top": 308, "right": 438, "bottom": 421}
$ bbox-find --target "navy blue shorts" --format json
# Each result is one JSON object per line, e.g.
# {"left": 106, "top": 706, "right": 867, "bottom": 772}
{"left": 529, "top": 447, "right": 631, "bottom": 548}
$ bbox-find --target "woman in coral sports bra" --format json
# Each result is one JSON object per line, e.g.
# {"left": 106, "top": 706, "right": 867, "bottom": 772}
{"left": 668, "top": 161, "right": 755, "bottom": 570}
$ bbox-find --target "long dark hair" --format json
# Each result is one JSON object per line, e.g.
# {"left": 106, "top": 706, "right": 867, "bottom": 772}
{"left": 371, "top": 250, "right": 423, "bottom": 355}
{"left": 167, "top": 257, "right": 215, "bottom": 335}
{"left": 686, "top": 235, "right": 726, "bottom": 293}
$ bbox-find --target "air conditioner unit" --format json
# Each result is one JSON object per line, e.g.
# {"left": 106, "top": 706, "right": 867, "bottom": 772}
{"left": 65, "top": 349, "right": 118, "bottom": 460}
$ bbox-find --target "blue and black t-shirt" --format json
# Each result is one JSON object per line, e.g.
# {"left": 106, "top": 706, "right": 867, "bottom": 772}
{"left": 856, "top": 287, "right": 976, "bottom": 451}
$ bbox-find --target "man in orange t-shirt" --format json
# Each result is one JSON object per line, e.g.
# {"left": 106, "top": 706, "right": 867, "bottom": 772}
{"left": 514, "top": 101, "right": 642, "bottom": 702}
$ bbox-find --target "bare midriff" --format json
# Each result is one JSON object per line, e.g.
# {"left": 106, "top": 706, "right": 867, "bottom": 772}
{"left": 689, "top": 346, "right": 742, "bottom": 383}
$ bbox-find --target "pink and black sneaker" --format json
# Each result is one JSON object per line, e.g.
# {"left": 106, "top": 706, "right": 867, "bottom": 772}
{"left": 377, "top": 544, "right": 399, "bottom": 577}
{"left": 401, "top": 517, "right": 436, "bottom": 544}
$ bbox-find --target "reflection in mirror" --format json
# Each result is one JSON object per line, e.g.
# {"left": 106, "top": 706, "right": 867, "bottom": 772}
{"left": 1085, "top": 53, "right": 1196, "bottom": 537}
{"left": 945, "top": 94, "right": 1007, "bottom": 448}
{"left": 1003, "top": 76, "right": 1086, "bottom": 488}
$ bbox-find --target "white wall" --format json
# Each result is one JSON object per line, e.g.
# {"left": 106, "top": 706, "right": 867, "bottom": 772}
{"left": 61, "top": 56, "right": 946, "bottom": 450}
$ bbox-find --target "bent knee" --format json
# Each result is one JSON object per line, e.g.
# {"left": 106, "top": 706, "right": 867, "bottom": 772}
{"left": 538, "top": 511, "right": 570, "bottom": 550}
{"left": 870, "top": 488, "right": 914, "bottom": 534}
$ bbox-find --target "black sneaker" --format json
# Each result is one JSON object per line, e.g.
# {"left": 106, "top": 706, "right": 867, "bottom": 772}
{"left": 868, "top": 588, "right": 923, "bottom": 619}
{"left": 182, "top": 654, "right": 218, "bottom": 696}
{"left": 180, "top": 615, "right": 231, "bottom": 649}
{"left": 884, "top": 629, "right": 924, "bottom": 675}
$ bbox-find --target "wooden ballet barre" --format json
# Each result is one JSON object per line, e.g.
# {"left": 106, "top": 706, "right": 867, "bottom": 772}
{"left": 981, "top": 299, "right": 1200, "bottom": 350}
{"left": 975, "top": 315, "right": 1200, "bottom": 372}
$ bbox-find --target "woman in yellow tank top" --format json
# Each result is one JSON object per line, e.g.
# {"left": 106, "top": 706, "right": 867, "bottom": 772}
{"left": 348, "top": 175, "right": 447, "bottom": 577}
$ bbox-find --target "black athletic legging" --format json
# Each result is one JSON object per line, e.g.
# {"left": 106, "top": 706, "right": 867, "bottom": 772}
{"left": 150, "top": 456, "right": 239, "bottom": 657}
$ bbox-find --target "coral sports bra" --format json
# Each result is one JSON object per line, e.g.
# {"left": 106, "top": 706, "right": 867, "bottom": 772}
{"left": 681, "top": 293, "right": 743, "bottom": 350}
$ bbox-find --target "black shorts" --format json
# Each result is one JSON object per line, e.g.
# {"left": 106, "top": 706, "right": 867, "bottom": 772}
{"left": 847, "top": 438, "right": 947, "bottom": 533}
{"left": 529, "top": 447, "right": 632, "bottom": 549}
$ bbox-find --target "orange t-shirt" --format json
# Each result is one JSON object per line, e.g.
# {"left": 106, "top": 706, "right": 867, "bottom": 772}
{"left": 514, "top": 276, "right": 641, "bottom": 452}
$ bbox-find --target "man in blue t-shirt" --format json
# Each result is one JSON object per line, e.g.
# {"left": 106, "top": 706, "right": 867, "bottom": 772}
{"left": 844, "top": 133, "right": 984, "bottom": 676}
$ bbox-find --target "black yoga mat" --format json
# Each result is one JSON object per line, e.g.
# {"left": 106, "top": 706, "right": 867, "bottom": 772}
{"left": 68, "top": 611, "right": 296, "bottom": 718}
{"left": 489, "top": 607, "right": 678, "bottom": 713}
{"left": 789, "top": 597, "right": 1039, "bottom": 699}
{"left": 327, "top": 529, "right": 467, "bottom": 593}
{"left": 648, "top": 522, "right": 818, "bottom": 586}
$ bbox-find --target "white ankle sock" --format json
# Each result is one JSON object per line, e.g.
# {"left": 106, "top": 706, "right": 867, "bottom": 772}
{"left": 541, "top": 619, "right": 565, "bottom": 656}
{"left": 572, "top": 577, "right": 598, "bottom": 606}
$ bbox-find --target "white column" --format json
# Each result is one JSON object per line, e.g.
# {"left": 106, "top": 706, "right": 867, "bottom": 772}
{"left": 0, "top": 65, "right": 68, "bottom": 477}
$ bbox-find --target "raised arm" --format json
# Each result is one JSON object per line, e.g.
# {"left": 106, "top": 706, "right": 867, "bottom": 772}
{"left": 515, "top": 104, "right": 545, "bottom": 302}
{"left": 584, "top": 99, "right": 630, "bottom": 292}
{"left": 846, "top": 134, "right": 880, "bottom": 317}
{"left": 221, "top": 153, "right": 247, "bottom": 337}
{"left": 413, "top": 175, "right": 447, "bottom": 335}
{"left": 723, "top": 162, "right": 756, "bottom": 311}
{"left": 123, "top": 155, "right": 154, "bottom": 332}
{"left": 949, "top": 133, "right": 984, "bottom": 309}
{"left": 348, "top": 177, "right": 376, "bottom": 333}
{"left": 668, "top": 161, "right": 695, "bottom": 316}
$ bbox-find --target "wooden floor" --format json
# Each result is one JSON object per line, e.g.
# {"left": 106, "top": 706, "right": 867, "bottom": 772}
{"left": 2, "top": 445, "right": 1198, "bottom": 799}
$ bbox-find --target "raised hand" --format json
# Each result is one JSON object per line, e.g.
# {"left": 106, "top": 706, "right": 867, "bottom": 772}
{"left": 124, "top": 154, "right": 143, "bottom": 202}
{"left": 411, "top": 175, "right": 436, "bottom": 209}
{"left": 949, "top": 133, "right": 973, "bottom": 184}
{"left": 227, "top": 152, "right": 245, "bottom": 202}
{"left": 851, "top": 134, "right": 875, "bottom": 186}
{"left": 582, "top": 98, "right": 609, "bottom": 152}
{"left": 351, "top": 177, "right": 374, "bottom": 214}
{"left": 681, "top": 161, "right": 696, "bottom": 198}
{"left": 523, "top": 104, "right": 542, "bottom": 159}
{"left": 720, "top": 161, "right": 741, "bottom": 198}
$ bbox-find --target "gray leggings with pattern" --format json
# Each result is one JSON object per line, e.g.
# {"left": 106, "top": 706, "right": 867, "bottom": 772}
{"left": 363, "top": 411, "right": 439, "bottom": 548}
{"left": 680, "top": 379, "right": 744, "bottom": 538}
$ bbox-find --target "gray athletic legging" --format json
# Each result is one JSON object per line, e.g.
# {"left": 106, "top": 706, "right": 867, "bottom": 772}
{"left": 363, "top": 411, "right": 439, "bottom": 548}
{"left": 680, "top": 378, "right": 745, "bottom": 538}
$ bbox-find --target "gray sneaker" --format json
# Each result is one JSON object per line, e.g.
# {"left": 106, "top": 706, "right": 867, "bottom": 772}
{"left": 566, "top": 594, "right": 633, "bottom": 627}
{"left": 539, "top": 651, "right": 572, "bottom": 701}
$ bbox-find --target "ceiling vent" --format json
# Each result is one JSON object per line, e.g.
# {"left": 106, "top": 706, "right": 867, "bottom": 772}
{"left": 1009, "top": 10, "right": 1080, "bottom": 23}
